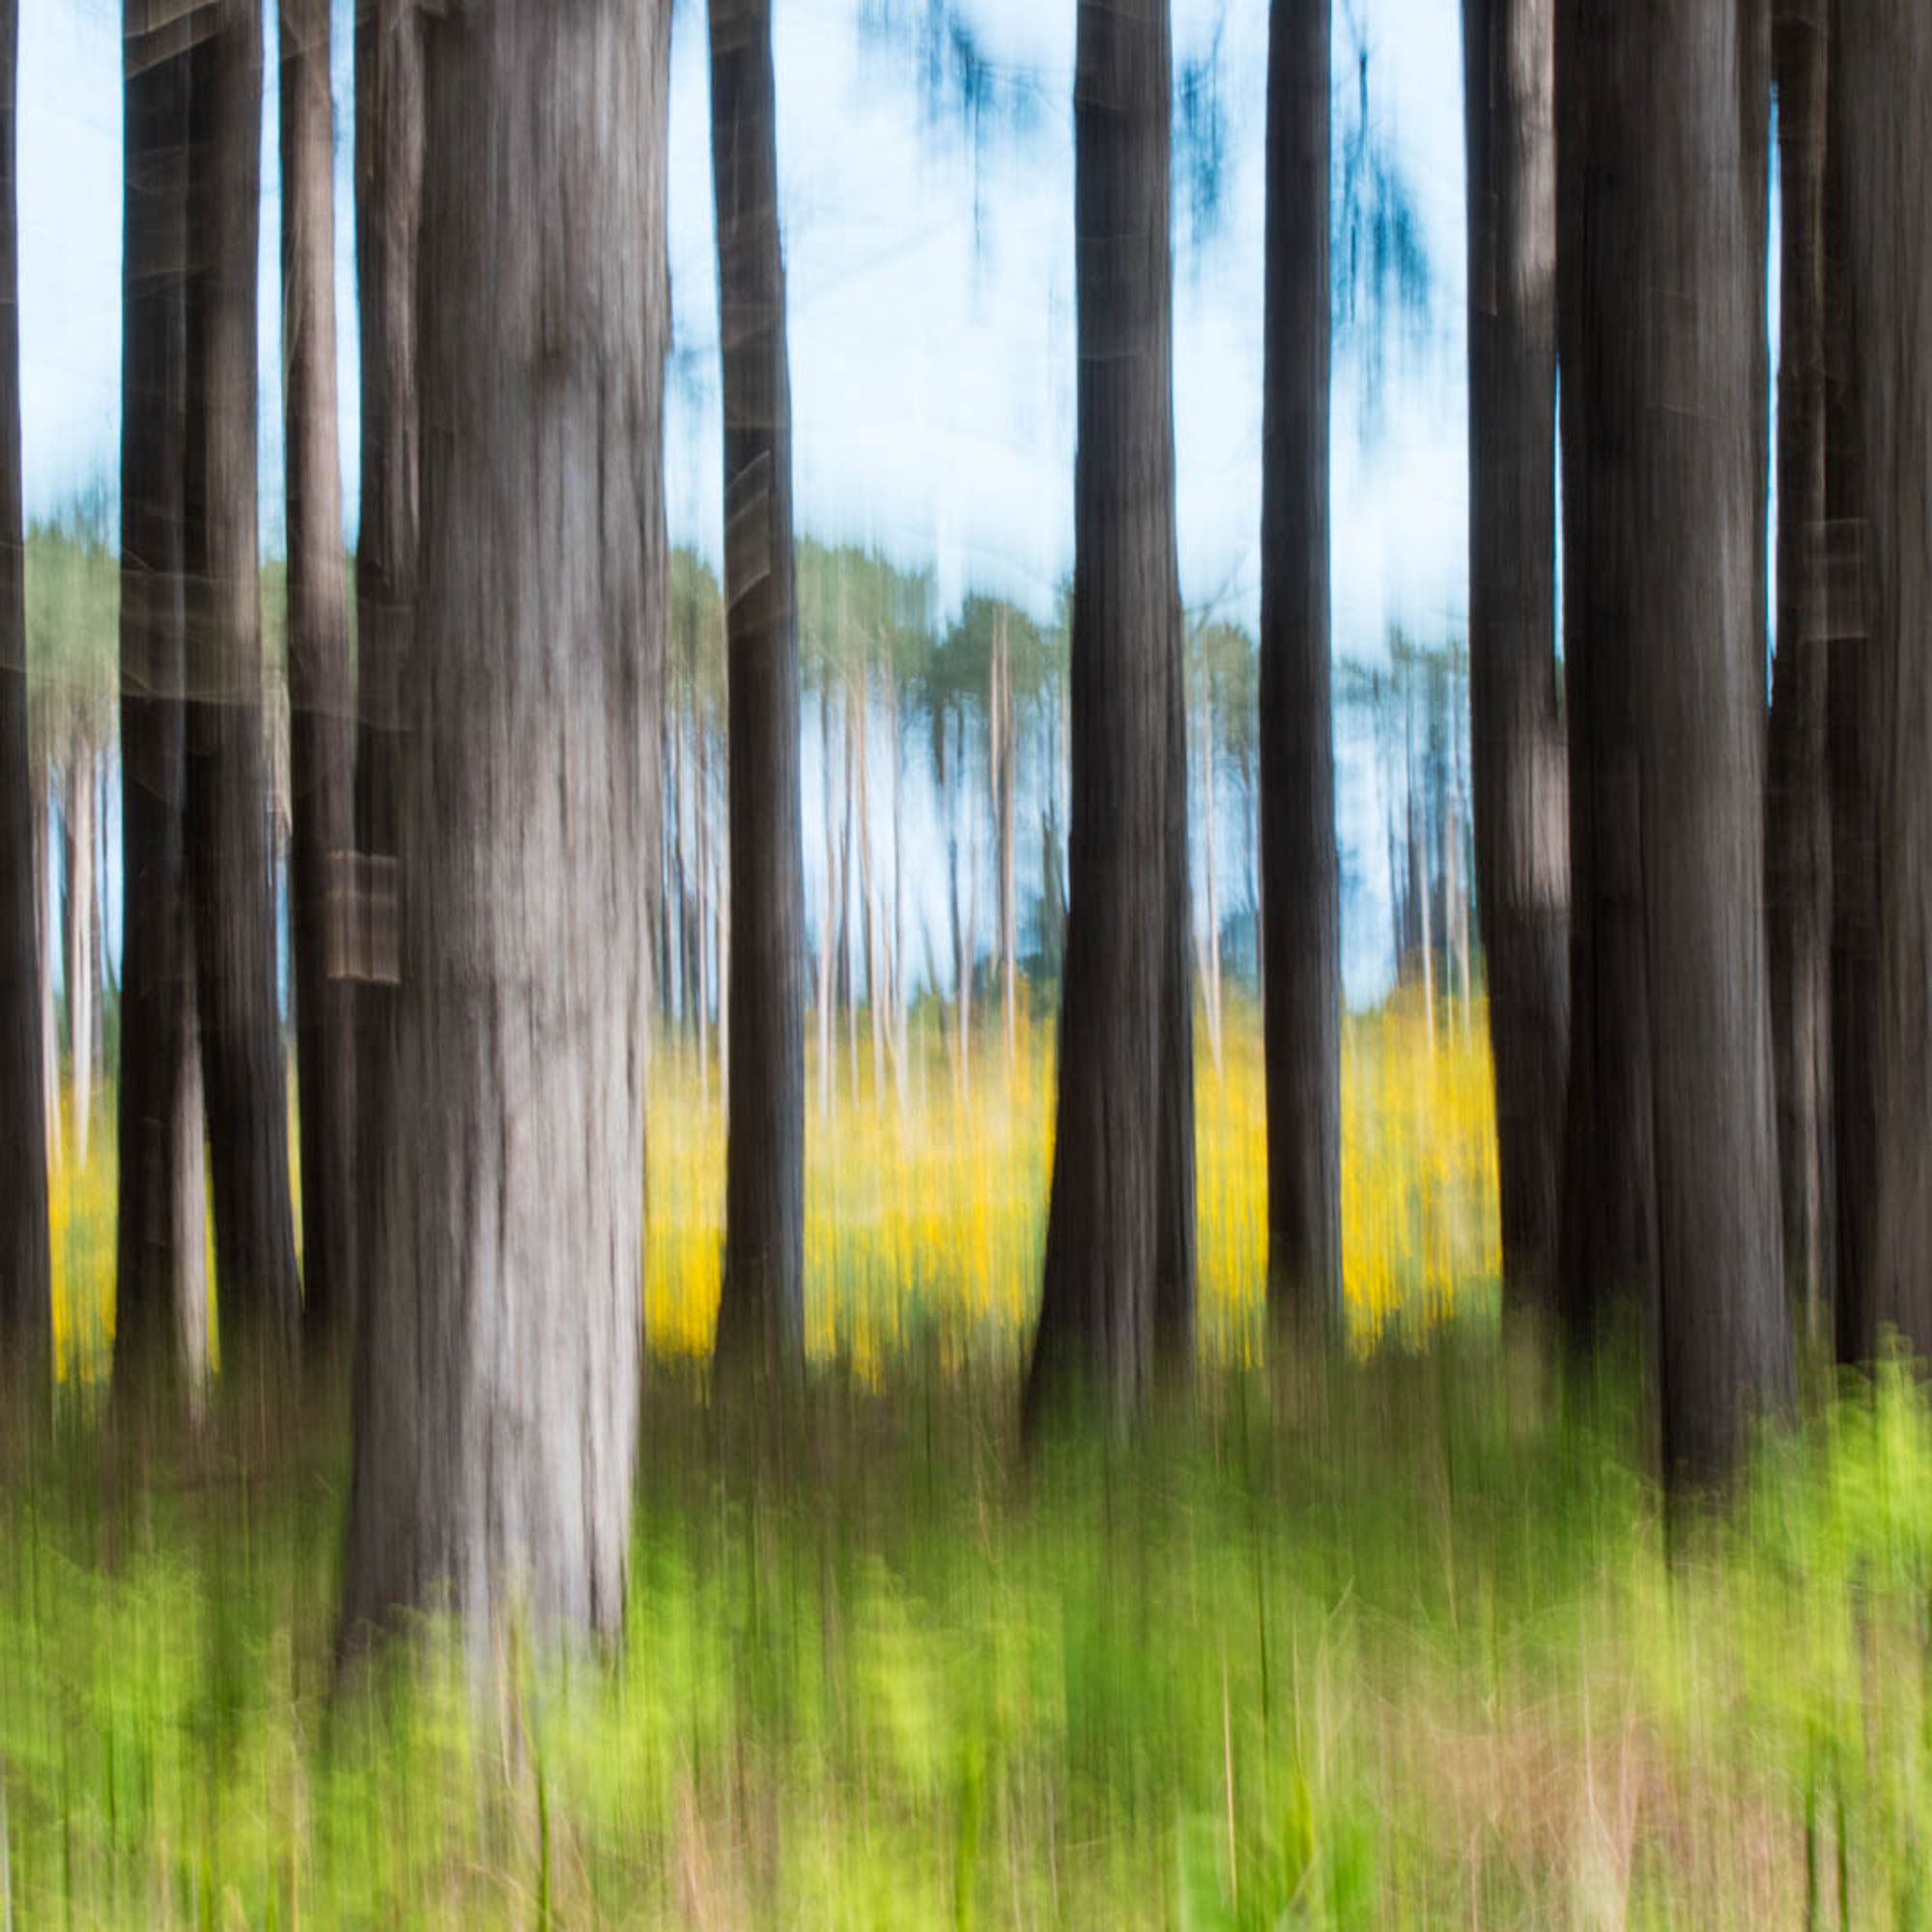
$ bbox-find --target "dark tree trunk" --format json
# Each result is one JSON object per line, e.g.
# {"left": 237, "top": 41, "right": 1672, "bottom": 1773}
{"left": 183, "top": 0, "right": 301, "bottom": 1370}
{"left": 708, "top": 0, "right": 807, "bottom": 1377}
{"left": 1554, "top": 0, "right": 1658, "bottom": 1350}
{"left": 1463, "top": 0, "right": 1570, "bottom": 1333}
{"left": 1560, "top": 0, "right": 1791, "bottom": 1481}
{"left": 281, "top": 0, "right": 357, "bottom": 1358}
{"left": 341, "top": 0, "right": 668, "bottom": 1647}
{"left": 1823, "top": 19, "right": 1875, "bottom": 1369}
{"left": 1025, "top": 0, "right": 1187, "bottom": 1425}
{"left": 352, "top": 0, "right": 421, "bottom": 1355}
{"left": 1766, "top": 0, "right": 1830, "bottom": 1345}
{"left": 114, "top": 4, "right": 209, "bottom": 1402}
{"left": 0, "top": 0, "right": 48, "bottom": 1394}
{"left": 1837, "top": 0, "right": 1932, "bottom": 1357}
{"left": 1155, "top": 553, "right": 1197, "bottom": 1364}
{"left": 1260, "top": 0, "right": 1343, "bottom": 1337}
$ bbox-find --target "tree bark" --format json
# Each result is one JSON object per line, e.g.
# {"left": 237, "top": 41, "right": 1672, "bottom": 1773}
{"left": 1463, "top": 0, "right": 1570, "bottom": 1331}
{"left": 1836, "top": 0, "right": 1932, "bottom": 1358}
{"left": 342, "top": 0, "right": 668, "bottom": 1649}
{"left": 353, "top": 0, "right": 421, "bottom": 1364}
{"left": 1560, "top": 0, "right": 1791, "bottom": 1481}
{"left": 1026, "top": 0, "right": 1187, "bottom": 1425}
{"left": 183, "top": 0, "right": 301, "bottom": 1370}
{"left": 1765, "top": 0, "right": 1830, "bottom": 1345}
{"left": 281, "top": 0, "right": 358, "bottom": 1358}
{"left": 1260, "top": 0, "right": 1343, "bottom": 1336}
{"left": 114, "top": 3, "right": 209, "bottom": 1402}
{"left": 708, "top": 0, "right": 807, "bottom": 1376}
{"left": 1554, "top": 0, "right": 1658, "bottom": 1350}
{"left": 1818, "top": 57, "right": 1876, "bottom": 1370}
{"left": 0, "top": 0, "right": 49, "bottom": 1392}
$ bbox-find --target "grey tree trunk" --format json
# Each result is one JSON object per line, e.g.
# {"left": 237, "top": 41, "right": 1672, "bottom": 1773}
{"left": 0, "top": 0, "right": 49, "bottom": 1393}
{"left": 352, "top": 0, "right": 421, "bottom": 1354}
{"left": 1836, "top": 0, "right": 1932, "bottom": 1357}
{"left": 1026, "top": 0, "right": 1188, "bottom": 1425}
{"left": 1560, "top": 0, "right": 1790, "bottom": 1481}
{"left": 1765, "top": 0, "right": 1830, "bottom": 1345}
{"left": 708, "top": 0, "right": 806, "bottom": 1377}
{"left": 1260, "top": 0, "right": 1343, "bottom": 1336}
{"left": 182, "top": 0, "right": 301, "bottom": 1369}
{"left": 341, "top": 0, "right": 668, "bottom": 1647}
{"left": 114, "top": 3, "right": 209, "bottom": 1402}
{"left": 281, "top": 0, "right": 358, "bottom": 1358}
{"left": 1463, "top": 0, "right": 1570, "bottom": 1330}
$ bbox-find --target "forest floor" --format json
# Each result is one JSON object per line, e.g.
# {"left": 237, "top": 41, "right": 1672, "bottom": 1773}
{"left": 4, "top": 1002, "right": 1924, "bottom": 1926}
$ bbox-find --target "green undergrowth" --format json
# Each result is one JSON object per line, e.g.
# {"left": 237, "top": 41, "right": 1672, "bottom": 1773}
{"left": 2, "top": 1342, "right": 1930, "bottom": 1926}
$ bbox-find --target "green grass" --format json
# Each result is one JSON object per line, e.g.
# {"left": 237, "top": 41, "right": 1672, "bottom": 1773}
{"left": 2, "top": 1344, "right": 1930, "bottom": 1926}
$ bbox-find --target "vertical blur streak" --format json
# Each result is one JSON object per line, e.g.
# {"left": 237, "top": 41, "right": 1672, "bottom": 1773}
{"left": 1562, "top": 0, "right": 1789, "bottom": 1482}
{"left": 114, "top": 1, "right": 207, "bottom": 1403}
{"left": 1843, "top": 0, "right": 1932, "bottom": 1357}
{"left": 351, "top": 0, "right": 421, "bottom": 1397}
{"left": 0, "top": 0, "right": 50, "bottom": 1401}
{"left": 1260, "top": 0, "right": 1343, "bottom": 1340}
{"left": 709, "top": 0, "right": 808, "bottom": 1380}
{"left": 1463, "top": 0, "right": 1568, "bottom": 1339}
{"left": 1027, "top": 0, "right": 1187, "bottom": 1426}
{"left": 183, "top": 0, "right": 301, "bottom": 1371}
{"left": 1554, "top": 0, "right": 1657, "bottom": 1355}
{"left": 342, "top": 0, "right": 669, "bottom": 1649}
{"left": 280, "top": 0, "right": 357, "bottom": 1358}
{"left": 1766, "top": 0, "right": 1830, "bottom": 1349}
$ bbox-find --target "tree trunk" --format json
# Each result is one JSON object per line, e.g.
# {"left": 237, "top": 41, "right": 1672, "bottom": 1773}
{"left": 1554, "top": 0, "right": 1658, "bottom": 1350}
{"left": 947, "top": 706, "right": 973, "bottom": 1107}
{"left": 841, "top": 682, "right": 860, "bottom": 1103}
{"left": 1408, "top": 712, "right": 1435, "bottom": 1051}
{"left": 1155, "top": 532, "right": 1198, "bottom": 1364}
{"left": 1824, "top": 77, "right": 1876, "bottom": 1369}
{"left": 65, "top": 737, "right": 96, "bottom": 1169}
{"left": 1260, "top": 0, "right": 1343, "bottom": 1334}
{"left": 1199, "top": 689, "right": 1224, "bottom": 1074}
{"left": 183, "top": 0, "right": 301, "bottom": 1371}
{"left": 1834, "top": 0, "right": 1932, "bottom": 1358}
{"left": 342, "top": 0, "right": 668, "bottom": 1650}
{"left": 0, "top": 0, "right": 48, "bottom": 1390}
{"left": 353, "top": 0, "right": 421, "bottom": 1378}
{"left": 1463, "top": 0, "right": 1569, "bottom": 1330}
{"left": 856, "top": 667, "right": 886, "bottom": 1096}
{"left": 35, "top": 773, "right": 56, "bottom": 1174}
{"left": 888, "top": 655, "right": 908, "bottom": 1111}
{"left": 1560, "top": 0, "right": 1790, "bottom": 1481}
{"left": 817, "top": 672, "right": 835, "bottom": 1120}
{"left": 1765, "top": 0, "right": 1830, "bottom": 1345}
{"left": 114, "top": 3, "right": 209, "bottom": 1402}
{"left": 1026, "top": 0, "right": 1186, "bottom": 1425}
{"left": 281, "top": 0, "right": 358, "bottom": 1357}
{"left": 993, "top": 611, "right": 1018, "bottom": 1073}
{"left": 709, "top": 0, "right": 806, "bottom": 1376}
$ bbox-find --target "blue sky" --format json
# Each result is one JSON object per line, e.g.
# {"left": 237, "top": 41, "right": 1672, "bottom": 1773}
{"left": 20, "top": 0, "right": 1474, "bottom": 1003}
{"left": 20, "top": 0, "right": 1469, "bottom": 636}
